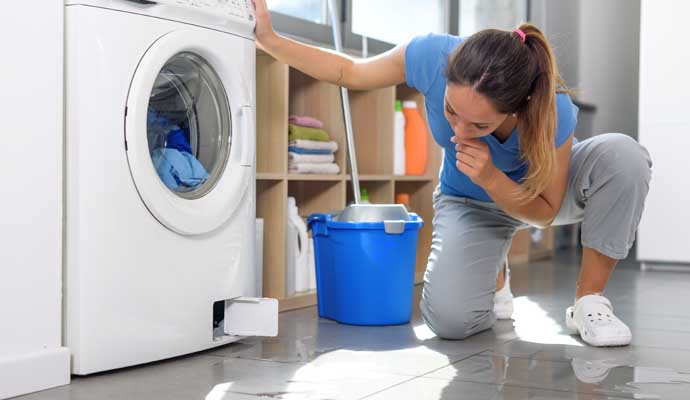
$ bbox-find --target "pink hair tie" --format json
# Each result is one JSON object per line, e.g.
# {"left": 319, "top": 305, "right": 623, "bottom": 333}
{"left": 513, "top": 28, "right": 526, "bottom": 43}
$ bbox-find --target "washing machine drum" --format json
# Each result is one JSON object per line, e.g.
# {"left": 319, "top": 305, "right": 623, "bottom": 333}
{"left": 146, "top": 52, "right": 231, "bottom": 200}
{"left": 125, "top": 31, "right": 253, "bottom": 236}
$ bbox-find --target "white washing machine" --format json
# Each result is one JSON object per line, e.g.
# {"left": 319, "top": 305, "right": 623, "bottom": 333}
{"left": 64, "top": 0, "right": 277, "bottom": 375}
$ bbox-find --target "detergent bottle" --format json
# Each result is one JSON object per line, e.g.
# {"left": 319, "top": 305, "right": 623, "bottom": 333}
{"left": 393, "top": 100, "right": 406, "bottom": 175}
{"left": 360, "top": 188, "right": 371, "bottom": 204}
{"left": 402, "top": 101, "right": 428, "bottom": 175}
{"left": 287, "top": 197, "right": 309, "bottom": 294}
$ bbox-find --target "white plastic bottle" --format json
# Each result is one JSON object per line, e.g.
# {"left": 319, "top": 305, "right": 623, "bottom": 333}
{"left": 287, "top": 197, "right": 309, "bottom": 294}
{"left": 393, "top": 99, "right": 406, "bottom": 175}
{"left": 255, "top": 218, "right": 264, "bottom": 297}
{"left": 307, "top": 237, "right": 316, "bottom": 291}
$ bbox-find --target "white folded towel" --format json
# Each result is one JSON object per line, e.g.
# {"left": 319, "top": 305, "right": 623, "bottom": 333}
{"left": 288, "top": 162, "right": 340, "bottom": 175}
{"left": 288, "top": 152, "right": 335, "bottom": 164}
{"left": 289, "top": 139, "right": 339, "bottom": 152}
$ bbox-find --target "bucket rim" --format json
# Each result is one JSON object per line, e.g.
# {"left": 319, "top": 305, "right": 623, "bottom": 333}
{"left": 307, "top": 212, "right": 423, "bottom": 230}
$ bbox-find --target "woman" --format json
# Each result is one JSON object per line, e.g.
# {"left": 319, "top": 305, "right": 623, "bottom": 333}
{"left": 252, "top": 0, "right": 652, "bottom": 347}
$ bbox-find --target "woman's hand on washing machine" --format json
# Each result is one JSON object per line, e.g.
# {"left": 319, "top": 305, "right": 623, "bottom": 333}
{"left": 452, "top": 137, "right": 499, "bottom": 188}
{"left": 251, "top": 0, "right": 276, "bottom": 46}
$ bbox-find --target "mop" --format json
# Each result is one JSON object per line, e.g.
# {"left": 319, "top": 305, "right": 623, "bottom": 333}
{"left": 326, "top": 0, "right": 410, "bottom": 223}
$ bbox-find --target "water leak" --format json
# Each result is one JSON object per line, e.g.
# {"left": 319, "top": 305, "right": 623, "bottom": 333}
{"left": 571, "top": 358, "right": 690, "bottom": 399}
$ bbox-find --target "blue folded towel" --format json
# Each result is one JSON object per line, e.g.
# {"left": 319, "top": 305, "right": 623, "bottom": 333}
{"left": 151, "top": 148, "right": 209, "bottom": 191}
{"left": 288, "top": 146, "right": 333, "bottom": 155}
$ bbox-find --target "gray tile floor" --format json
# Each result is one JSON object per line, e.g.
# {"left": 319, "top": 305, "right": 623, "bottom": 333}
{"left": 17, "top": 249, "right": 690, "bottom": 399}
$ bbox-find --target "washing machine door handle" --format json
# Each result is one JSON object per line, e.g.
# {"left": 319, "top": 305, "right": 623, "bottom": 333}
{"left": 237, "top": 105, "right": 255, "bottom": 167}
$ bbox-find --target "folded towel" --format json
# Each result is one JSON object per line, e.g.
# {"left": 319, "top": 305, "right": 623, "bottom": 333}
{"left": 289, "top": 115, "right": 324, "bottom": 129}
{"left": 289, "top": 139, "right": 338, "bottom": 153}
{"left": 288, "top": 152, "right": 335, "bottom": 164}
{"left": 288, "top": 162, "right": 340, "bottom": 175}
{"left": 288, "top": 146, "right": 333, "bottom": 155}
{"left": 288, "top": 124, "right": 330, "bottom": 142}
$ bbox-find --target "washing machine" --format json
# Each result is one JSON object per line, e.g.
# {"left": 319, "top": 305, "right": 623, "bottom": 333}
{"left": 64, "top": 0, "right": 277, "bottom": 375}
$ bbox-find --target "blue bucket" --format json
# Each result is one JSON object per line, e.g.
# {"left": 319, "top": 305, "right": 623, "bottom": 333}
{"left": 307, "top": 212, "right": 423, "bottom": 326}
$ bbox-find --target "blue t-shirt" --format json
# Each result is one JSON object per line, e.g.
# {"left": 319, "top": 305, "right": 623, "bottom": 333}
{"left": 405, "top": 33, "right": 579, "bottom": 202}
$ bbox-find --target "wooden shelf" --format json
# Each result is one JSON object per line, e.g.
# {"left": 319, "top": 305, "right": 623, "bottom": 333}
{"left": 415, "top": 271, "right": 425, "bottom": 285}
{"left": 395, "top": 180, "right": 436, "bottom": 276}
{"left": 347, "top": 87, "right": 396, "bottom": 175}
{"left": 256, "top": 52, "right": 288, "bottom": 175}
{"left": 288, "top": 180, "right": 346, "bottom": 218}
{"left": 347, "top": 180, "right": 394, "bottom": 205}
{"left": 256, "top": 180, "right": 287, "bottom": 300}
{"left": 346, "top": 174, "right": 392, "bottom": 181}
{"left": 279, "top": 291, "right": 318, "bottom": 312}
{"left": 343, "top": 174, "right": 435, "bottom": 182}
{"left": 394, "top": 175, "right": 435, "bottom": 182}
{"left": 508, "top": 227, "right": 556, "bottom": 265}
{"left": 289, "top": 68, "right": 347, "bottom": 175}
{"left": 255, "top": 52, "right": 444, "bottom": 313}
{"left": 257, "top": 172, "right": 285, "bottom": 180}
{"left": 287, "top": 174, "right": 344, "bottom": 181}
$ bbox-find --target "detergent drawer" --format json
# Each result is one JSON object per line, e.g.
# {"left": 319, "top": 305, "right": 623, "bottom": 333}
{"left": 224, "top": 297, "right": 279, "bottom": 337}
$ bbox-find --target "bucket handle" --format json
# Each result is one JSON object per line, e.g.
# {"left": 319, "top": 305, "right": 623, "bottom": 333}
{"left": 383, "top": 220, "right": 405, "bottom": 235}
{"left": 307, "top": 214, "right": 329, "bottom": 237}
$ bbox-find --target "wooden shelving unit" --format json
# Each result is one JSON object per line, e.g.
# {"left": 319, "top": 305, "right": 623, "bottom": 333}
{"left": 256, "top": 50, "right": 443, "bottom": 312}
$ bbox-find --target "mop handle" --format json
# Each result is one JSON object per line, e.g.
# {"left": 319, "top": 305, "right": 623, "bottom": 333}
{"left": 327, "top": 0, "right": 361, "bottom": 204}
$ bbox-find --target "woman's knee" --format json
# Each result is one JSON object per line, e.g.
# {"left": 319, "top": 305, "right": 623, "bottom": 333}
{"left": 594, "top": 133, "right": 652, "bottom": 186}
{"left": 420, "top": 294, "right": 494, "bottom": 340}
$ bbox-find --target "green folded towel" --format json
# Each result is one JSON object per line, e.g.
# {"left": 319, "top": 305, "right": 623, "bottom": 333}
{"left": 288, "top": 124, "right": 330, "bottom": 142}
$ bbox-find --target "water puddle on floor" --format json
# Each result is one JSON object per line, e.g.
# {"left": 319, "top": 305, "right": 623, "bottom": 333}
{"left": 572, "top": 358, "right": 690, "bottom": 399}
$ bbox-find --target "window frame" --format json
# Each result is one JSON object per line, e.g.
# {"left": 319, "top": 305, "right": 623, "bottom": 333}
{"left": 269, "top": 1, "right": 531, "bottom": 56}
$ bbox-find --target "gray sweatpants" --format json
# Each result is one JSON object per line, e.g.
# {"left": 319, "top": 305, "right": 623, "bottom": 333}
{"left": 420, "top": 133, "right": 652, "bottom": 340}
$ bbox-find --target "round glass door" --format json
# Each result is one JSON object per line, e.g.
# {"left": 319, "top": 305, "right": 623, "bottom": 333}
{"left": 125, "top": 30, "right": 253, "bottom": 236}
{"left": 147, "top": 52, "right": 231, "bottom": 199}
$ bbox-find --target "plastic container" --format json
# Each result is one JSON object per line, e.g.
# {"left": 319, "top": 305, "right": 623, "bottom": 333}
{"left": 393, "top": 100, "right": 406, "bottom": 175}
{"left": 307, "top": 212, "right": 423, "bottom": 325}
{"left": 287, "top": 197, "right": 309, "bottom": 295}
{"left": 360, "top": 188, "right": 371, "bottom": 204}
{"left": 255, "top": 218, "right": 264, "bottom": 297}
{"left": 395, "top": 193, "right": 410, "bottom": 211}
{"left": 402, "top": 101, "right": 428, "bottom": 176}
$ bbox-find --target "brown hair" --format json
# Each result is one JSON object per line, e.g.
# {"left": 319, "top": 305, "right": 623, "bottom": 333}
{"left": 445, "top": 23, "right": 568, "bottom": 202}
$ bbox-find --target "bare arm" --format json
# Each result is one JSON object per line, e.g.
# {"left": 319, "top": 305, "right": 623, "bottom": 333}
{"left": 485, "top": 135, "right": 573, "bottom": 228}
{"left": 252, "top": 0, "right": 406, "bottom": 90}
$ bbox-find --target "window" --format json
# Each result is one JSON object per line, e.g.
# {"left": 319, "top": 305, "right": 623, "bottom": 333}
{"left": 265, "top": 1, "right": 456, "bottom": 54}
{"left": 351, "top": 0, "right": 448, "bottom": 45}
{"left": 267, "top": 0, "right": 329, "bottom": 25}
{"left": 459, "top": 0, "right": 528, "bottom": 36}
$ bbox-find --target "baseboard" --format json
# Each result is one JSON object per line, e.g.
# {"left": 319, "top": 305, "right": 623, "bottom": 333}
{"left": 640, "top": 262, "right": 690, "bottom": 272}
{"left": 0, "top": 347, "right": 70, "bottom": 399}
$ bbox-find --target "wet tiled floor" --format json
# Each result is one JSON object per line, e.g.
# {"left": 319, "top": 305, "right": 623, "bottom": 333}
{"left": 18, "top": 249, "right": 690, "bottom": 399}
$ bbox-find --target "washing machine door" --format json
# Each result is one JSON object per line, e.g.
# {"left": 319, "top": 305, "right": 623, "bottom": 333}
{"left": 125, "top": 30, "right": 254, "bottom": 235}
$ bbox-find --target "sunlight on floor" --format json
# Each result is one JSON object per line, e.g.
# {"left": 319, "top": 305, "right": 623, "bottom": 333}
{"left": 512, "top": 296, "right": 583, "bottom": 346}
{"left": 206, "top": 382, "right": 235, "bottom": 400}
{"left": 412, "top": 322, "right": 437, "bottom": 341}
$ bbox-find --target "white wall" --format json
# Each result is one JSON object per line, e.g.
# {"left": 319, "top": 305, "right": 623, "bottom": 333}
{"left": 530, "top": 0, "right": 641, "bottom": 139}
{"left": 637, "top": 0, "right": 690, "bottom": 264}
{"left": 578, "top": 0, "right": 641, "bottom": 138}
{"left": 0, "top": 2, "right": 70, "bottom": 398}
{"left": 535, "top": 0, "right": 581, "bottom": 88}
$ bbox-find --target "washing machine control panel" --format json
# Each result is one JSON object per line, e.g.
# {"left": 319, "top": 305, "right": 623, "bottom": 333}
{"left": 155, "top": 0, "right": 255, "bottom": 24}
